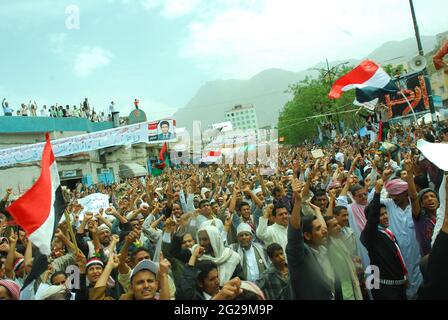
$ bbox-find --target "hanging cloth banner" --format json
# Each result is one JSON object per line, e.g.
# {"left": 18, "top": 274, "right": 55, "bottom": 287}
{"left": 0, "top": 119, "right": 176, "bottom": 167}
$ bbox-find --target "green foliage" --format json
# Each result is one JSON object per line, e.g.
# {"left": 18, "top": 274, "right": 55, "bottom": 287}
{"left": 278, "top": 65, "right": 359, "bottom": 144}
{"left": 382, "top": 64, "right": 407, "bottom": 77}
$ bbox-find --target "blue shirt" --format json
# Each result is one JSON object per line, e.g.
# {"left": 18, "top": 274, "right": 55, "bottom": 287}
{"left": 3, "top": 105, "right": 13, "bottom": 115}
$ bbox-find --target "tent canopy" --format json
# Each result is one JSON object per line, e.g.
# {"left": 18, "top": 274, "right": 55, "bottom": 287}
{"left": 119, "top": 163, "right": 147, "bottom": 179}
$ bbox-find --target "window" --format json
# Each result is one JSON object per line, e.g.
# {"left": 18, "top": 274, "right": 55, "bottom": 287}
{"left": 440, "top": 86, "right": 446, "bottom": 93}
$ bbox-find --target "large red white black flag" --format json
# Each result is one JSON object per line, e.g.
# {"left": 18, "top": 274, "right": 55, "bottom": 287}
{"left": 7, "top": 133, "right": 66, "bottom": 256}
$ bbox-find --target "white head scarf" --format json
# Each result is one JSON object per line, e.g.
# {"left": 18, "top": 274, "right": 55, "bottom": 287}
{"left": 194, "top": 225, "right": 241, "bottom": 285}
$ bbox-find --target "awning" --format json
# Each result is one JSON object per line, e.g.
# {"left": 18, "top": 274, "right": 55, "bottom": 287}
{"left": 119, "top": 163, "right": 147, "bottom": 179}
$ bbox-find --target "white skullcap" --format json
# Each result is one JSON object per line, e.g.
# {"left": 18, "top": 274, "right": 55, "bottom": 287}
{"left": 237, "top": 223, "right": 253, "bottom": 236}
{"left": 97, "top": 224, "right": 111, "bottom": 233}
{"left": 335, "top": 152, "right": 345, "bottom": 163}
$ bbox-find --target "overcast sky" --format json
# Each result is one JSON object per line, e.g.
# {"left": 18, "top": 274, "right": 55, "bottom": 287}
{"left": 0, "top": 0, "right": 446, "bottom": 119}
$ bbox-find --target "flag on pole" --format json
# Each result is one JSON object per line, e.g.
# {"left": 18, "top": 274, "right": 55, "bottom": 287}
{"left": 152, "top": 142, "right": 170, "bottom": 176}
{"left": 328, "top": 60, "right": 398, "bottom": 104}
{"left": 7, "top": 133, "right": 66, "bottom": 256}
{"left": 7, "top": 133, "right": 66, "bottom": 292}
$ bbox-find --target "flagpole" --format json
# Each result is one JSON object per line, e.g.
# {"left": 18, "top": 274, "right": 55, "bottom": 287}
{"left": 63, "top": 209, "right": 79, "bottom": 254}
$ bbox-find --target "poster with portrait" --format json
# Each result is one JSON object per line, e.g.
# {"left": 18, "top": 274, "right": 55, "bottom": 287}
{"left": 148, "top": 119, "right": 177, "bottom": 142}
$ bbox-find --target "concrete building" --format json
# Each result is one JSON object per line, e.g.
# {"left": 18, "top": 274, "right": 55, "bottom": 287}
{"left": 225, "top": 104, "right": 259, "bottom": 130}
{"left": 0, "top": 116, "right": 159, "bottom": 195}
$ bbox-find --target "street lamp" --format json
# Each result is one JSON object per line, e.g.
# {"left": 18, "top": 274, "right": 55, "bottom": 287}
{"left": 309, "top": 58, "right": 350, "bottom": 133}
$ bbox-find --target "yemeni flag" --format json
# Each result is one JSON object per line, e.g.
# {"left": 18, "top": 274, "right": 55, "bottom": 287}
{"left": 152, "top": 142, "right": 170, "bottom": 176}
{"left": 7, "top": 133, "right": 66, "bottom": 289}
{"left": 329, "top": 60, "right": 398, "bottom": 105}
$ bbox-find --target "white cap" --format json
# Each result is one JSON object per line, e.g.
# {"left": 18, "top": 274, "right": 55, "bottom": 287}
{"left": 140, "top": 202, "right": 150, "bottom": 210}
{"left": 335, "top": 152, "right": 345, "bottom": 163}
{"left": 237, "top": 223, "right": 253, "bottom": 236}
{"left": 201, "top": 187, "right": 210, "bottom": 195}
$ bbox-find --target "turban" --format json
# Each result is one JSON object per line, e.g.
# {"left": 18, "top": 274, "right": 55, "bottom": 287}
{"left": 36, "top": 285, "right": 67, "bottom": 300}
{"left": 237, "top": 223, "right": 253, "bottom": 236}
{"left": 385, "top": 179, "right": 408, "bottom": 195}
{"left": 97, "top": 224, "right": 111, "bottom": 233}
{"left": 0, "top": 279, "right": 20, "bottom": 300}
{"left": 327, "top": 181, "right": 341, "bottom": 191}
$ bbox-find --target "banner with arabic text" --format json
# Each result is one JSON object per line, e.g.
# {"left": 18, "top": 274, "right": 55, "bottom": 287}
{"left": 0, "top": 119, "right": 176, "bottom": 167}
{"left": 383, "top": 71, "right": 430, "bottom": 118}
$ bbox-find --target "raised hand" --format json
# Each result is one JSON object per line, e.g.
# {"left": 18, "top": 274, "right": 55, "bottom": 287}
{"left": 125, "top": 230, "right": 139, "bottom": 244}
{"left": 159, "top": 252, "right": 171, "bottom": 276}
{"left": 214, "top": 278, "right": 242, "bottom": 300}
{"left": 111, "top": 234, "right": 120, "bottom": 244}
{"left": 329, "top": 188, "right": 337, "bottom": 201}
{"left": 192, "top": 246, "right": 205, "bottom": 258}
{"left": 224, "top": 213, "right": 233, "bottom": 232}
{"left": 291, "top": 178, "right": 304, "bottom": 199}
{"left": 75, "top": 250, "right": 87, "bottom": 273}
{"left": 263, "top": 204, "right": 275, "bottom": 219}
{"left": 9, "top": 230, "right": 18, "bottom": 244}
{"left": 107, "top": 253, "right": 120, "bottom": 269}
{"left": 382, "top": 167, "right": 394, "bottom": 181}
{"left": 375, "top": 179, "right": 384, "bottom": 193}
{"left": 83, "top": 212, "right": 94, "bottom": 222}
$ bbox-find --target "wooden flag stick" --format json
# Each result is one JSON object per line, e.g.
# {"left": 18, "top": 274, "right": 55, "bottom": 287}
{"left": 63, "top": 209, "right": 79, "bottom": 254}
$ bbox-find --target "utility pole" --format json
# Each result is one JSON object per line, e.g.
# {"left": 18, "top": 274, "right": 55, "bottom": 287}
{"left": 409, "top": 0, "right": 435, "bottom": 120}
{"left": 310, "top": 59, "right": 349, "bottom": 134}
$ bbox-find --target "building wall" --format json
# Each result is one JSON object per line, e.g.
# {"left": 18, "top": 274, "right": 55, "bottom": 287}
{"left": 225, "top": 105, "right": 259, "bottom": 130}
{"left": 0, "top": 117, "right": 160, "bottom": 194}
{"left": 431, "top": 70, "right": 448, "bottom": 102}
{"left": 0, "top": 116, "right": 113, "bottom": 133}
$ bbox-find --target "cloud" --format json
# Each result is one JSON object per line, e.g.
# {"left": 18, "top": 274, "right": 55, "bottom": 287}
{"left": 179, "top": 0, "right": 448, "bottom": 78}
{"left": 141, "top": 0, "right": 201, "bottom": 18}
{"left": 49, "top": 33, "right": 69, "bottom": 55}
{"left": 73, "top": 46, "right": 113, "bottom": 77}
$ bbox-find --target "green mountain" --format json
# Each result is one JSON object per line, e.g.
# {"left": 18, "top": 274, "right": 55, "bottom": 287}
{"left": 174, "top": 34, "right": 440, "bottom": 131}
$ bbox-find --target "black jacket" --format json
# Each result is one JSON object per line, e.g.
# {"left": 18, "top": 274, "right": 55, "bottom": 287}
{"left": 286, "top": 220, "right": 341, "bottom": 300}
{"left": 361, "top": 192, "right": 406, "bottom": 281}
{"left": 418, "top": 230, "right": 448, "bottom": 299}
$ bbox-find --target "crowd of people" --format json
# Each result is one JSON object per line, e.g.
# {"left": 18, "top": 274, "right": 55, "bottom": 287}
{"left": 1, "top": 118, "right": 448, "bottom": 301}
{"left": 1, "top": 97, "right": 115, "bottom": 122}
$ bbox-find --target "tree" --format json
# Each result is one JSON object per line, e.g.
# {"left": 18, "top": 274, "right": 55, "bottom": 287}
{"left": 278, "top": 66, "right": 359, "bottom": 144}
{"left": 382, "top": 64, "right": 407, "bottom": 77}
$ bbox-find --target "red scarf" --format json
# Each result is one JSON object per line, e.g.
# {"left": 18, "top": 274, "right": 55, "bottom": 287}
{"left": 379, "top": 227, "right": 408, "bottom": 276}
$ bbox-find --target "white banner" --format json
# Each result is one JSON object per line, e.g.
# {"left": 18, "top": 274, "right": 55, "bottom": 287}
{"left": 77, "top": 193, "right": 111, "bottom": 218}
{"left": 0, "top": 119, "right": 176, "bottom": 167}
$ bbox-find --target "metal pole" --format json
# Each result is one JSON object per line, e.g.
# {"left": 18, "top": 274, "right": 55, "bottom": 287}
{"left": 409, "top": 0, "right": 435, "bottom": 121}
{"left": 409, "top": 0, "right": 424, "bottom": 56}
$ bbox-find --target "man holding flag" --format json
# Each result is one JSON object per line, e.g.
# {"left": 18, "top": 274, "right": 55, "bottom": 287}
{"left": 6, "top": 133, "right": 66, "bottom": 293}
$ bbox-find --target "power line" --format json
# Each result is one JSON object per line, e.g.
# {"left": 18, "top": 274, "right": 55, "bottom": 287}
{"left": 278, "top": 108, "right": 362, "bottom": 130}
